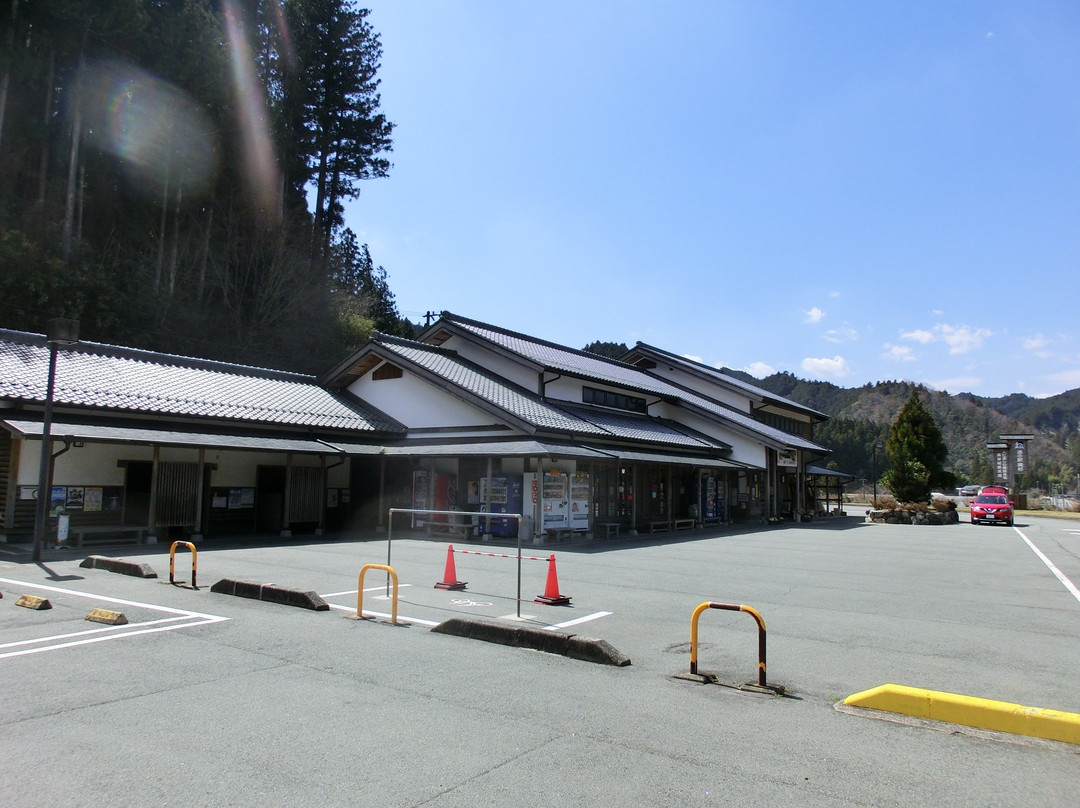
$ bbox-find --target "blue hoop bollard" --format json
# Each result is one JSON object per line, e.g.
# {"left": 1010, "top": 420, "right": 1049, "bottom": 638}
{"left": 689, "top": 601, "right": 767, "bottom": 687}
{"left": 169, "top": 541, "right": 197, "bottom": 588}
{"left": 357, "top": 564, "right": 399, "bottom": 625}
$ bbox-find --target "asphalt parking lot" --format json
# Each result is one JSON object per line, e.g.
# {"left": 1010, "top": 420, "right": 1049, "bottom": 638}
{"left": 2, "top": 515, "right": 1078, "bottom": 807}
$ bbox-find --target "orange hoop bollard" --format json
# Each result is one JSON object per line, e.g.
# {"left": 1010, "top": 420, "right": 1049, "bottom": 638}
{"left": 169, "top": 541, "right": 198, "bottom": 588}
{"left": 357, "top": 563, "right": 399, "bottom": 625}
{"left": 690, "top": 601, "right": 767, "bottom": 686}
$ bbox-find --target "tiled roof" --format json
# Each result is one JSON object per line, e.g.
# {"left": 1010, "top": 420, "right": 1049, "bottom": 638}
{"left": 0, "top": 329, "right": 402, "bottom": 433}
{"left": 556, "top": 403, "right": 726, "bottom": 450}
{"left": 377, "top": 337, "right": 732, "bottom": 451}
{"left": 376, "top": 339, "right": 608, "bottom": 435}
{"left": 439, "top": 314, "right": 826, "bottom": 452}
{"left": 627, "top": 341, "right": 826, "bottom": 418}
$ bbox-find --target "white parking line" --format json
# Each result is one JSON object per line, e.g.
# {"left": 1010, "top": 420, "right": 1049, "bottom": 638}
{"left": 321, "top": 583, "right": 413, "bottom": 598}
{"left": 325, "top": 602, "right": 439, "bottom": 627}
{"left": 544, "top": 611, "right": 613, "bottom": 631}
{"left": 1013, "top": 528, "right": 1080, "bottom": 604}
{"left": 0, "top": 577, "right": 229, "bottom": 659}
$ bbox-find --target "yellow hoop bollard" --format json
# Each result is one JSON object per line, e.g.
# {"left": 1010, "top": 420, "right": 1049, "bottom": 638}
{"left": 169, "top": 541, "right": 198, "bottom": 588}
{"left": 690, "top": 601, "right": 767, "bottom": 686}
{"left": 357, "top": 563, "right": 399, "bottom": 625}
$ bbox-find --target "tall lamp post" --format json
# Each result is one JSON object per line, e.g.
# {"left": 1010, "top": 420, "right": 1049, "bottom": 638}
{"left": 872, "top": 440, "right": 884, "bottom": 505}
{"left": 32, "top": 318, "right": 80, "bottom": 563}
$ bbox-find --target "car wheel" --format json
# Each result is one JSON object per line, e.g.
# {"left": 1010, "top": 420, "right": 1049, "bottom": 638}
{"left": 1007, "top": 518, "right": 1013, "bottom": 527}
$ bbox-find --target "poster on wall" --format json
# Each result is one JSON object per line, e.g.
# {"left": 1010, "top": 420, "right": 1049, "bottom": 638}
{"left": 212, "top": 492, "right": 229, "bottom": 509}
{"left": 227, "top": 488, "right": 256, "bottom": 509}
{"left": 777, "top": 448, "right": 798, "bottom": 467}
{"left": 66, "top": 486, "right": 85, "bottom": 510}
{"left": 84, "top": 487, "right": 103, "bottom": 512}
{"left": 49, "top": 486, "right": 66, "bottom": 516}
{"left": 327, "top": 488, "right": 339, "bottom": 508}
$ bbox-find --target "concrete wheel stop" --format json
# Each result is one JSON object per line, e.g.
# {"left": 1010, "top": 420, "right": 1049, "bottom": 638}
{"left": 432, "top": 616, "right": 630, "bottom": 666}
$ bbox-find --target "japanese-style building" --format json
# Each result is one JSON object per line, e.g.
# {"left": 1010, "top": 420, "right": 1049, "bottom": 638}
{"left": 1, "top": 312, "right": 843, "bottom": 546}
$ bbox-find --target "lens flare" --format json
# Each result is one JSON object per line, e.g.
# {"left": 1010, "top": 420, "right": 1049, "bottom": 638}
{"left": 222, "top": 0, "right": 282, "bottom": 221}
{"left": 78, "top": 60, "right": 219, "bottom": 199}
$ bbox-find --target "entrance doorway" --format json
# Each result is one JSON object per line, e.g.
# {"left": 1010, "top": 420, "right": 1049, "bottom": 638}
{"left": 256, "top": 465, "right": 285, "bottom": 533}
{"left": 123, "top": 461, "right": 153, "bottom": 527}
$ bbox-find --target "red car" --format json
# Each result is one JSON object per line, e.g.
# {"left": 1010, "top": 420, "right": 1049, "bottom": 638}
{"left": 970, "top": 487, "right": 1014, "bottom": 526}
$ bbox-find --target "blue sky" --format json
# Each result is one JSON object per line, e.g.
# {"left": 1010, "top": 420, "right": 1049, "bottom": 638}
{"left": 344, "top": 2, "right": 1080, "bottom": 398}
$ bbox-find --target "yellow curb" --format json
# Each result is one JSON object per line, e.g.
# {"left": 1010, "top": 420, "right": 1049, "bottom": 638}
{"left": 844, "top": 684, "right": 1080, "bottom": 745}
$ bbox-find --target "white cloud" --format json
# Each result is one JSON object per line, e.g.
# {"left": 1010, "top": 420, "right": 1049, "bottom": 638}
{"left": 823, "top": 325, "right": 859, "bottom": 344}
{"left": 804, "top": 307, "right": 825, "bottom": 324}
{"left": 882, "top": 343, "right": 915, "bottom": 362}
{"left": 801, "top": 356, "right": 851, "bottom": 378}
{"left": 923, "top": 376, "right": 983, "bottom": 393}
{"left": 1041, "top": 368, "right": 1080, "bottom": 392}
{"left": 901, "top": 328, "right": 934, "bottom": 344}
{"left": 682, "top": 354, "right": 704, "bottom": 364}
{"left": 1022, "top": 334, "right": 1048, "bottom": 351}
{"left": 744, "top": 361, "right": 776, "bottom": 378}
{"left": 900, "top": 324, "right": 991, "bottom": 354}
{"left": 938, "top": 324, "right": 991, "bottom": 354}
{"left": 828, "top": 290, "right": 840, "bottom": 298}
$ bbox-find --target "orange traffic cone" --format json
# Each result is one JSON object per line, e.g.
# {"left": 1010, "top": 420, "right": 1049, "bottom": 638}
{"left": 534, "top": 554, "right": 571, "bottom": 605}
{"left": 435, "top": 545, "right": 467, "bottom": 590}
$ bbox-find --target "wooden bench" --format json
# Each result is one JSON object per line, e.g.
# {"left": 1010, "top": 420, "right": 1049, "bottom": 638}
{"left": 700, "top": 517, "right": 722, "bottom": 529}
{"left": 674, "top": 518, "right": 695, "bottom": 531}
{"left": 71, "top": 525, "right": 148, "bottom": 548}
{"left": 598, "top": 522, "right": 621, "bottom": 539}
{"left": 545, "top": 528, "right": 574, "bottom": 543}
{"left": 648, "top": 520, "right": 672, "bottom": 533}
{"left": 426, "top": 515, "right": 473, "bottom": 539}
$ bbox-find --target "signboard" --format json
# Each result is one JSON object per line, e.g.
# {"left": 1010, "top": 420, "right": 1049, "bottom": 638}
{"left": 1013, "top": 441, "right": 1026, "bottom": 473}
{"left": 993, "top": 449, "right": 1009, "bottom": 481}
{"left": 777, "top": 448, "right": 797, "bottom": 468}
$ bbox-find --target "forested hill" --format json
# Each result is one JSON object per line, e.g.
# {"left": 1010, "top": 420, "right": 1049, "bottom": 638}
{"left": 0, "top": 1, "right": 415, "bottom": 375}
{"left": 726, "top": 370, "right": 1080, "bottom": 485}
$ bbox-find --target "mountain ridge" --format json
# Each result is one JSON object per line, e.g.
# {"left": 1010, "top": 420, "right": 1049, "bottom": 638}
{"left": 724, "top": 370, "right": 1079, "bottom": 484}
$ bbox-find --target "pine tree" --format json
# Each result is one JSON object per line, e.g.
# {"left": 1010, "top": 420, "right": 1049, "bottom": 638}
{"left": 881, "top": 390, "right": 954, "bottom": 502}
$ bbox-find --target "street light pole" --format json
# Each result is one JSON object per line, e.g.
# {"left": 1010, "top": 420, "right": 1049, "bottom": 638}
{"left": 31, "top": 318, "right": 79, "bottom": 563}
{"left": 872, "top": 440, "right": 884, "bottom": 506}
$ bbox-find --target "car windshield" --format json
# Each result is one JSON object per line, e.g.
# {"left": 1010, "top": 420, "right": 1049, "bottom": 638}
{"left": 976, "top": 495, "right": 1007, "bottom": 504}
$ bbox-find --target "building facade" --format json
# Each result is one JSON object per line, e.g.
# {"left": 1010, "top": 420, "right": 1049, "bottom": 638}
{"left": 1, "top": 313, "right": 834, "bottom": 545}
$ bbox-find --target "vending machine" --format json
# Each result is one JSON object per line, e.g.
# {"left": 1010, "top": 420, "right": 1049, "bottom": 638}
{"left": 569, "top": 470, "right": 590, "bottom": 531}
{"left": 478, "top": 474, "right": 524, "bottom": 537}
{"left": 700, "top": 474, "right": 725, "bottom": 522}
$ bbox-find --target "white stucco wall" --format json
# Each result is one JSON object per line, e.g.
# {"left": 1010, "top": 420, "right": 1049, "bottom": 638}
{"left": 17, "top": 440, "right": 145, "bottom": 486}
{"left": 437, "top": 334, "right": 539, "bottom": 392}
{"left": 350, "top": 370, "right": 499, "bottom": 429}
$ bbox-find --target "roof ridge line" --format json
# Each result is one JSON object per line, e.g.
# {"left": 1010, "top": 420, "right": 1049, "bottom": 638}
{"left": 440, "top": 312, "right": 639, "bottom": 369}
{"left": 0, "top": 328, "right": 315, "bottom": 383}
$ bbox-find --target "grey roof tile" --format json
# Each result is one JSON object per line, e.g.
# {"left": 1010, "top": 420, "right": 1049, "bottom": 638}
{"left": 379, "top": 337, "right": 736, "bottom": 452}
{"left": 0, "top": 330, "right": 402, "bottom": 433}
{"left": 442, "top": 315, "right": 825, "bottom": 452}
